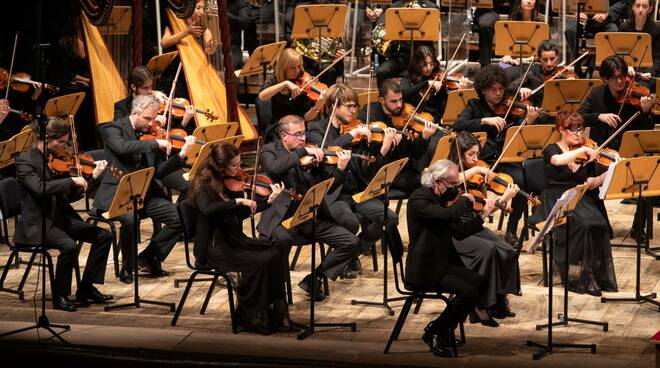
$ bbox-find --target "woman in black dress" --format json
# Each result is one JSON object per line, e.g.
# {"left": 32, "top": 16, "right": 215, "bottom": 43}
{"left": 448, "top": 131, "right": 521, "bottom": 324}
{"left": 188, "top": 142, "right": 302, "bottom": 334}
{"left": 529, "top": 106, "right": 618, "bottom": 296}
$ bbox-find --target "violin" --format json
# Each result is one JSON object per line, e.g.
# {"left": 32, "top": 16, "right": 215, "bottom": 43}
{"left": 467, "top": 159, "right": 541, "bottom": 206}
{"left": 223, "top": 169, "right": 303, "bottom": 201}
{"left": 0, "top": 68, "right": 59, "bottom": 94}
{"left": 615, "top": 76, "right": 652, "bottom": 107}
{"left": 9, "top": 108, "right": 33, "bottom": 122}
{"left": 301, "top": 144, "right": 375, "bottom": 166}
{"left": 156, "top": 95, "right": 218, "bottom": 121}
{"left": 139, "top": 121, "right": 206, "bottom": 149}
{"left": 48, "top": 149, "right": 122, "bottom": 178}
{"left": 445, "top": 72, "right": 470, "bottom": 90}
{"left": 444, "top": 187, "right": 511, "bottom": 214}
{"left": 572, "top": 137, "right": 619, "bottom": 168}
{"left": 493, "top": 96, "right": 532, "bottom": 120}
{"left": 340, "top": 118, "right": 408, "bottom": 144}
{"left": 391, "top": 103, "right": 449, "bottom": 134}
{"left": 544, "top": 66, "right": 577, "bottom": 82}
{"left": 292, "top": 71, "right": 328, "bottom": 101}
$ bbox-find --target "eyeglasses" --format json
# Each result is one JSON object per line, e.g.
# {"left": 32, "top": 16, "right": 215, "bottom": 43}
{"left": 566, "top": 127, "right": 586, "bottom": 135}
{"left": 608, "top": 75, "right": 625, "bottom": 82}
{"left": 341, "top": 103, "right": 359, "bottom": 110}
{"left": 283, "top": 130, "right": 306, "bottom": 139}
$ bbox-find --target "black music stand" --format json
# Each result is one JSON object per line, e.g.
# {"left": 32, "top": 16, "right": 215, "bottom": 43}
{"left": 541, "top": 79, "right": 603, "bottom": 116}
{"left": 281, "top": 178, "right": 357, "bottom": 340}
{"left": 351, "top": 158, "right": 408, "bottom": 315}
{"left": 527, "top": 184, "right": 601, "bottom": 360}
{"left": 103, "top": 167, "right": 175, "bottom": 312}
{"left": 600, "top": 157, "right": 660, "bottom": 311}
{"left": 383, "top": 7, "right": 440, "bottom": 64}
{"left": 494, "top": 21, "right": 550, "bottom": 75}
{"left": 291, "top": 4, "right": 348, "bottom": 73}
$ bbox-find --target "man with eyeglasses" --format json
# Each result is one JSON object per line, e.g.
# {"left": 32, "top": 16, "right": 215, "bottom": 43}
{"left": 259, "top": 114, "right": 360, "bottom": 301}
{"left": 580, "top": 55, "right": 655, "bottom": 150}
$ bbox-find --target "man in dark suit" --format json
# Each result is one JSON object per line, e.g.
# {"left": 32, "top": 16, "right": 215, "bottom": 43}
{"left": 95, "top": 94, "right": 196, "bottom": 283}
{"left": 15, "top": 117, "right": 113, "bottom": 312}
{"left": 258, "top": 114, "right": 360, "bottom": 301}
{"left": 406, "top": 159, "right": 490, "bottom": 357}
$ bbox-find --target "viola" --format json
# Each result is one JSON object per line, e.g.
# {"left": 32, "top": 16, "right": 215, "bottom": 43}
{"left": 444, "top": 187, "right": 510, "bottom": 214}
{"left": 467, "top": 159, "right": 541, "bottom": 206}
{"left": 0, "top": 68, "right": 59, "bottom": 94}
{"left": 572, "top": 137, "right": 619, "bottom": 168}
{"left": 292, "top": 71, "right": 328, "bottom": 101}
{"left": 224, "top": 170, "right": 303, "bottom": 201}
{"left": 140, "top": 122, "right": 206, "bottom": 149}
{"left": 157, "top": 95, "right": 218, "bottom": 121}
{"left": 301, "top": 144, "right": 375, "bottom": 166}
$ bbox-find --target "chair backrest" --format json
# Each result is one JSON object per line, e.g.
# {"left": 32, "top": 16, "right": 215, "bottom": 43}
{"left": 385, "top": 223, "right": 408, "bottom": 293}
{"left": 0, "top": 177, "right": 21, "bottom": 219}
{"left": 523, "top": 157, "right": 546, "bottom": 195}
{"left": 254, "top": 97, "right": 272, "bottom": 136}
{"left": 177, "top": 198, "right": 198, "bottom": 269}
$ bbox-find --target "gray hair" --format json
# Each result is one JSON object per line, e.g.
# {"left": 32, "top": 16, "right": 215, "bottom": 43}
{"left": 131, "top": 94, "right": 160, "bottom": 115}
{"left": 420, "top": 160, "right": 457, "bottom": 188}
{"left": 278, "top": 114, "right": 304, "bottom": 134}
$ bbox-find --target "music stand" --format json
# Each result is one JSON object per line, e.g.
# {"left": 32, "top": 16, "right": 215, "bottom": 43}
{"left": 184, "top": 136, "right": 244, "bottom": 181}
{"left": 103, "top": 167, "right": 175, "bottom": 312}
{"left": 291, "top": 4, "right": 348, "bottom": 72}
{"left": 441, "top": 88, "right": 478, "bottom": 125}
{"left": 351, "top": 158, "right": 408, "bottom": 315}
{"left": 498, "top": 125, "right": 561, "bottom": 163}
{"left": 472, "top": 0, "right": 494, "bottom": 9}
{"left": 527, "top": 184, "right": 602, "bottom": 360}
{"left": 281, "top": 178, "right": 357, "bottom": 339}
{"left": 655, "top": 79, "right": 659, "bottom": 115}
{"left": 358, "top": 91, "right": 380, "bottom": 111}
{"left": 542, "top": 79, "right": 603, "bottom": 116}
{"left": 494, "top": 21, "right": 550, "bottom": 75}
{"left": 44, "top": 92, "right": 85, "bottom": 118}
{"left": 0, "top": 138, "right": 16, "bottom": 169}
{"left": 429, "top": 132, "right": 487, "bottom": 165}
{"left": 235, "top": 41, "right": 286, "bottom": 80}
{"left": 184, "top": 124, "right": 240, "bottom": 165}
{"left": 599, "top": 157, "right": 660, "bottom": 311}
{"left": 11, "top": 129, "right": 35, "bottom": 157}
{"left": 595, "top": 32, "right": 653, "bottom": 68}
{"left": 146, "top": 51, "right": 178, "bottom": 80}
{"left": 383, "top": 7, "right": 440, "bottom": 63}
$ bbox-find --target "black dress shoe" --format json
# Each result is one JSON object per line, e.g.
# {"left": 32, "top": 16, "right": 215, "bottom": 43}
{"left": 298, "top": 274, "right": 325, "bottom": 302}
{"left": 119, "top": 269, "right": 133, "bottom": 284}
{"left": 139, "top": 253, "right": 169, "bottom": 277}
{"left": 469, "top": 310, "right": 499, "bottom": 327}
{"left": 54, "top": 296, "right": 77, "bottom": 312}
{"left": 76, "top": 286, "right": 113, "bottom": 304}
{"left": 349, "top": 257, "right": 362, "bottom": 272}
{"left": 491, "top": 295, "right": 516, "bottom": 319}
{"left": 277, "top": 320, "right": 306, "bottom": 333}
{"left": 194, "top": 259, "right": 212, "bottom": 270}
{"left": 339, "top": 265, "right": 358, "bottom": 279}
{"left": 504, "top": 231, "right": 519, "bottom": 247}
{"left": 422, "top": 330, "right": 454, "bottom": 358}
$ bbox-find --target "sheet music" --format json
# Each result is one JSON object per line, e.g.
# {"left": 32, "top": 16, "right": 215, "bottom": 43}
{"left": 528, "top": 187, "right": 577, "bottom": 254}
{"left": 599, "top": 160, "right": 619, "bottom": 200}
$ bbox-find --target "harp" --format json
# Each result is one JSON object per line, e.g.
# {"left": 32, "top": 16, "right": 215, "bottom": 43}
{"left": 166, "top": 9, "right": 257, "bottom": 140}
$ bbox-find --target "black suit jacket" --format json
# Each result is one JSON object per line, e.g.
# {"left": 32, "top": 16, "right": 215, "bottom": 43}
{"left": 405, "top": 187, "right": 484, "bottom": 291}
{"left": 14, "top": 148, "right": 99, "bottom": 245}
{"left": 113, "top": 96, "right": 133, "bottom": 121}
{"left": 93, "top": 116, "right": 186, "bottom": 211}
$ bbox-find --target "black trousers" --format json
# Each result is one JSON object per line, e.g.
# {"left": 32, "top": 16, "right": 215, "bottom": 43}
{"left": 431, "top": 264, "right": 484, "bottom": 331}
{"left": 117, "top": 196, "right": 182, "bottom": 270}
{"left": 270, "top": 219, "right": 359, "bottom": 280}
{"left": 376, "top": 55, "right": 408, "bottom": 85}
{"left": 500, "top": 163, "right": 526, "bottom": 235}
{"left": 45, "top": 218, "right": 112, "bottom": 297}
{"left": 474, "top": 9, "right": 499, "bottom": 67}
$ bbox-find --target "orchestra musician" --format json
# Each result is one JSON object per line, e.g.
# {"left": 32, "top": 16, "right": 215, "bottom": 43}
{"left": 528, "top": 105, "right": 618, "bottom": 296}
{"left": 448, "top": 131, "right": 521, "bottom": 324}
{"left": 187, "top": 142, "right": 303, "bottom": 334}
{"left": 400, "top": 45, "right": 449, "bottom": 123}
{"left": 406, "top": 159, "right": 488, "bottom": 357}
{"left": 258, "top": 115, "right": 361, "bottom": 301}
{"left": 14, "top": 117, "right": 113, "bottom": 312}
{"left": 453, "top": 64, "right": 542, "bottom": 245}
{"left": 257, "top": 48, "right": 326, "bottom": 142}
{"left": 93, "top": 95, "right": 196, "bottom": 284}
{"left": 579, "top": 55, "right": 655, "bottom": 150}
{"left": 0, "top": 99, "right": 8, "bottom": 126}
{"left": 618, "top": 0, "right": 660, "bottom": 91}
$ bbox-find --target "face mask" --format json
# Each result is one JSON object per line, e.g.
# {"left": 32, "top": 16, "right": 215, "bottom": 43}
{"left": 440, "top": 186, "right": 459, "bottom": 202}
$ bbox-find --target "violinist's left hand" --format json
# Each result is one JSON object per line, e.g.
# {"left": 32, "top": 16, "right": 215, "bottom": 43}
{"left": 640, "top": 95, "right": 654, "bottom": 113}
{"left": 350, "top": 125, "right": 371, "bottom": 142}
{"left": 336, "top": 149, "right": 351, "bottom": 171}
{"left": 592, "top": 13, "right": 608, "bottom": 23}
{"left": 267, "top": 182, "right": 284, "bottom": 204}
{"left": 526, "top": 106, "right": 542, "bottom": 124}
{"left": 335, "top": 47, "right": 346, "bottom": 59}
{"left": 422, "top": 121, "right": 436, "bottom": 140}
{"left": 501, "top": 183, "right": 519, "bottom": 203}
{"left": 31, "top": 82, "right": 43, "bottom": 101}
{"left": 181, "top": 104, "right": 195, "bottom": 127}
{"left": 179, "top": 135, "right": 197, "bottom": 159}
{"left": 92, "top": 160, "right": 108, "bottom": 179}
{"left": 638, "top": 72, "right": 652, "bottom": 80}
{"left": 0, "top": 99, "right": 8, "bottom": 124}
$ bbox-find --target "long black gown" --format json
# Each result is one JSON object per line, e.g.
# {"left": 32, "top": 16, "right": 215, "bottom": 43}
{"left": 529, "top": 144, "right": 618, "bottom": 294}
{"left": 195, "top": 188, "right": 289, "bottom": 332}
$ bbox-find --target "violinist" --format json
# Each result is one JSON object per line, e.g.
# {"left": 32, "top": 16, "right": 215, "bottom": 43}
{"left": 187, "top": 142, "right": 303, "bottom": 334}
{"left": 579, "top": 55, "right": 655, "bottom": 150}
{"left": 618, "top": 0, "right": 660, "bottom": 91}
{"left": 0, "top": 99, "right": 8, "bottom": 126}
{"left": 448, "top": 131, "right": 521, "bottom": 325}
{"left": 529, "top": 106, "right": 618, "bottom": 297}
{"left": 14, "top": 117, "right": 113, "bottom": 312}
{"left": 257, "top": 48, "right": 325, "bottom": 142}
{"left": 406, "top": 159, "right": 488, "bottom": 358}
{"left": 400, "top": 45, "right": 449, "bottom": 123}
{"left": 94, "top": 95, "right": 196, "bottom": 284}
{"left": 357, "top": 78, "right": 437, "bottom": 195}
{"left": 454, "top": 64, "right": 542, "bottom": 245}
{"left": 259, "top": 115, "right": 361, "bottom": 299}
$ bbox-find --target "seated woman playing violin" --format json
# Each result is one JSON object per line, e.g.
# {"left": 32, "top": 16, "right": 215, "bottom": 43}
{"left": 258, "top": 48, "right": 326, "bottom": 142}
{"left": 618, "top": 0, "right": 660, "bottom": 92}
{"left": 448, "top": 131, "right": 522, "bottom": 326}
{"left": 579, "top": 55, "right": 655, "bottom": 150}
{"left": 454, "top": 64, "right": 542, "bottom": 245}
{"left": 400, "top": 45, "right": 450, "bottom": 123}
{"left": 187, "top": 142, "right": 303, "bottom": 334}
{"left": 529, "top": 105, "right": 618, "bottom": 297}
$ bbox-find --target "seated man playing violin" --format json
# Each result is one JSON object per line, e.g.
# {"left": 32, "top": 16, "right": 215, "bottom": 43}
{"left": 94, "top": 95, "right": 197, "bottom": 284}
{"left": 258, "top": 114, "right": 361, "bottom": 301}
{"left": 15, "top": 117, "right": 113, "bottom": 312}
{"left": 453, "top": 64, "right": 542, "bottom": 245}
{"left": 357, "top": 78, "right": 437, "bottom": 195}
{"left": 579, "top": 55, "right": 655, "bottom": 151}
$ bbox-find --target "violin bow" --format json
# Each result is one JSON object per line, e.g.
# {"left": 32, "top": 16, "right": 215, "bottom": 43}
{"left": 454, "top": 134, "right": 470, "bottom": 193}
{"left": 299, "top": 49, "right": 353, "bottom": 92}
{"left": 164, "top": 62, "right": 184, "bottom": 156}
{"left": 529, "top": 51, "right": 589, "bottom": 96}
{"left": 249, "top": 137, "right": 263, "bottom": 225}
{"left": 320, "top": 99, "right": 340, "bottom": 149}
{"left": 67, "top": 115, "right": 83, "bottom": 178}
{"left": 5, "top": 32, "right": 19, "bottom": 100}
{"left": 596, "top": 110, "right": 641, "bottom": 155}
{"left": 500, "top": 59, "right": 536, "bottom": 124}
{"left": 401, "top": 32, "right": 468, "bottom": 132}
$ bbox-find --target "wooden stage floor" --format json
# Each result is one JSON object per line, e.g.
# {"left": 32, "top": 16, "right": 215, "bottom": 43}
{"left": 0, "top": 193, "right": 658, "bottom": 367}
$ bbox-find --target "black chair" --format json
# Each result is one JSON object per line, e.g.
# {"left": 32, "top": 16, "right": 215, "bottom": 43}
{"left": 254, "top": 97, "right": 272, "bottom": 137}
{"left": 171, "top": 199, "right": 238, "bottom": 332}
{"left": 521, "top": 157, "right": 548, "bottom": 285}
{"left": 383, "top": 224, "right": 465, "bottom": 356}
{"left": 0, "top": 177, "right": 57, "bottom": 304}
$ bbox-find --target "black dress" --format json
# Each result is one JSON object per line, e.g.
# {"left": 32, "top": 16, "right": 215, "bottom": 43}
{"left": 195, "top": 189, "right": 288, "bottom": 332}
{"left": 529, "top": 144, "right": 618, "bottom": 294}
